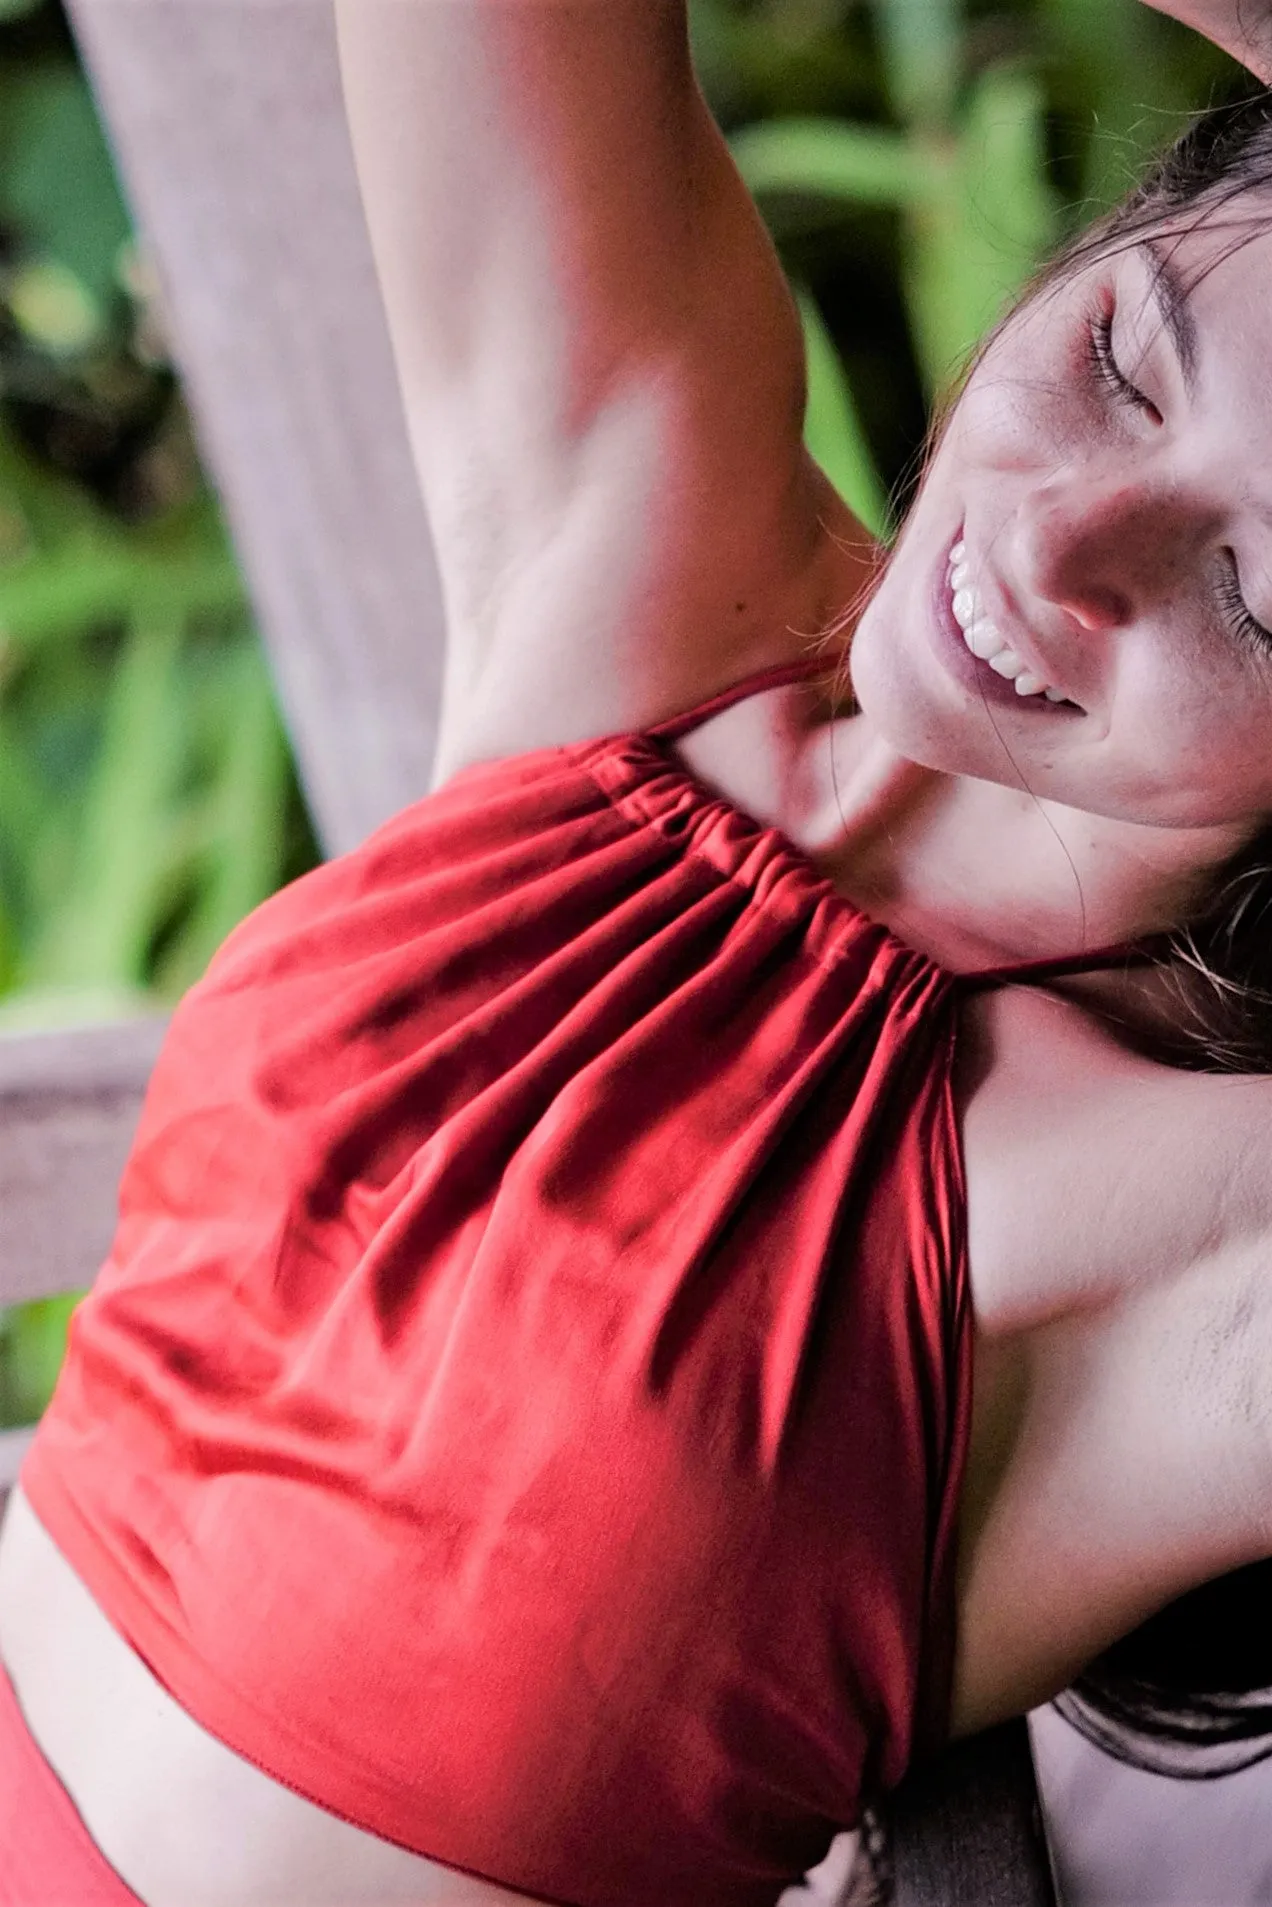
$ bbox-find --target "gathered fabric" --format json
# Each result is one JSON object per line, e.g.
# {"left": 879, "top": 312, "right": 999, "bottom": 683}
{"left": 19, "top": 657, "right": 1103, "bottom": 1905}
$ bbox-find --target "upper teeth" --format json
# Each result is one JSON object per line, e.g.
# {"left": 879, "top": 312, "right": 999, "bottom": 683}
{"left": 947, "top": 542, "right": 1068, "bottom": 703}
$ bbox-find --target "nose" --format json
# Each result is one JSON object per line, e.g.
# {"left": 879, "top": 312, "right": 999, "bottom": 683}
{"left": 1061, "top": 587, "right": 1127, "bottom": 633}
{"left": 1013, "top": 469, "right": 1188, "bottom": 635}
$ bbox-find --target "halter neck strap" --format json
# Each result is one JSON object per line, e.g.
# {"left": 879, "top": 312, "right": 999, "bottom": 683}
{"left": 647, "top": 656, "right": 835, "bottom": 743}
{"left": 955, "top": 937, "right": 1168, "bottom": 993}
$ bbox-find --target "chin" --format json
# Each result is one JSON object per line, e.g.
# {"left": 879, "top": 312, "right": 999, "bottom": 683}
{"left": 847, "top": 607, "right": 969, "bottom": 777}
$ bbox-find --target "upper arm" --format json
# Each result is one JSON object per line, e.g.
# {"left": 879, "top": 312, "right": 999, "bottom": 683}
{"left": 335, "top": 0, "right": 876, "bottom": 776}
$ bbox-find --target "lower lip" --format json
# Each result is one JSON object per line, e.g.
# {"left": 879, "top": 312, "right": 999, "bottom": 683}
{"left": 928, "top": 536, "right": 1080, "bottom": 715}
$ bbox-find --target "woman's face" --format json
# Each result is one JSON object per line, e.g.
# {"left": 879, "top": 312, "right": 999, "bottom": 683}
{"left": 848, "top": 202, "right": 1272, "bottom": 842}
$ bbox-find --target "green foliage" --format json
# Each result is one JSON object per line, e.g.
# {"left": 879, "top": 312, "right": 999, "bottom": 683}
{"left": 0, "top": 1292, "right": 79, "bottom": 1426}
{"left": 0, "top": 351, "right": 299, "bottom": 1041}
{"left": 797, "top": 282, "right": 891, "bottom": 535}
{"left": 729, "top": 116, "right": 932, "bottom": 204}
{"left": 0, "top": 56, "right": 130, "bottom": 313}
{"left": 900, "top": 60, "right": 1060, "bottom": 394}
{"left": 710, "top": 0, "right": 1232, "bottom": 529}
{"left": 875, "top": 0, "right": 962, "bottom": 128}
{"left": 0, "top": 5, "right": 314, "bottom": 1426}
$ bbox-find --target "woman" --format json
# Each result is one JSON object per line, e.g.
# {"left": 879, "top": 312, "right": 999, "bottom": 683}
{"left": 6, "top": 0, "right": 1272, "bottom": 1902}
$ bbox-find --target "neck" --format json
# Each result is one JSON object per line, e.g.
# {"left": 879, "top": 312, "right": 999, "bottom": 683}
{"left": 815, "top": 718, "right": 1236, "bottom": 973}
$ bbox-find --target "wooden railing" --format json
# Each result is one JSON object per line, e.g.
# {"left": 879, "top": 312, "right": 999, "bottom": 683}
{"left": 0, "top": 1017, "right": 166, "bottom": 1498}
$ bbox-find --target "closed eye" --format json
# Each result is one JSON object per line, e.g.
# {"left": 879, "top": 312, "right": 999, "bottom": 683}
{"left": 1087, "top": 309, "right": 1272, "bottom": 660}
{"left": 1216, "top": 555, "right": 1272, "bottom": 658}
{"left": 1087, "top": 308, "right": 1160, "bottom": 423}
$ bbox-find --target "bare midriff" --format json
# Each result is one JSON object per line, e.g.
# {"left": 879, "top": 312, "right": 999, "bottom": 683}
{"left": 0, "top": 1486, "right": 542, "bottom": 1907}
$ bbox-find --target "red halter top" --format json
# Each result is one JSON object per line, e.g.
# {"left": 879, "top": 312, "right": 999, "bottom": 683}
{"left": 21, "top": 658, "right": 1153, "bottom": 1907}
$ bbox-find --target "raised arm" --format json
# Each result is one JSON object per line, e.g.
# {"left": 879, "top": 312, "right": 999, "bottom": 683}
{"left": 334, "top": 0, "right": 874, "bottom": 778}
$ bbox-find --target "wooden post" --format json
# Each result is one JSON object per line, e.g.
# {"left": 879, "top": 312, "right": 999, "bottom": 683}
{"left": 0, "top": 1018, "right": 166, "bottom": 1312}
{"left": 64, "top": 0, "right": 448, "bottom": 856}
{"left": 0, "top": 1017, "right": 167, "bottom": 1498}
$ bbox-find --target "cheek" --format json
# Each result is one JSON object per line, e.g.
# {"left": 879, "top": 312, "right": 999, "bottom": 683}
{"left": 1131, "top": 630, "right": 1256, "bottom": 740}
{"left": 950, "top": 316, "right": 1095, "bottom": 473}
{"left": 1117, "top": 677, "right": 1272, "bottom": 819}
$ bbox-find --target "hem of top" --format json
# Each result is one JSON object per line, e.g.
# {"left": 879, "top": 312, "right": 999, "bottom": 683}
{"left": 15, "top": 1447, "right": 582, "bottom": 1907}
{"left": 908, "top": 1020, "right": 974, "bottom": 1770}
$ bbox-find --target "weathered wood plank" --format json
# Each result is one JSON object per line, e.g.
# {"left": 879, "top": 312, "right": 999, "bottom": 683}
{"left": 64, "top": 0, "right": 447, "bottom": 855}
{"left": 0, "top": 1427, "right": 35, "bottom": 1503}
{"left": 888, "top": 1720, "right": 1058, "bottom": 1907}
{"left": 0, "top": 1019, "right": 167, "bottom": 1310}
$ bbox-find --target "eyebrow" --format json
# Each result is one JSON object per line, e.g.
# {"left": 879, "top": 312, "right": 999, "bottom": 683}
{"left": 1138, "top": 239, "right": 1199, "bottom": 397}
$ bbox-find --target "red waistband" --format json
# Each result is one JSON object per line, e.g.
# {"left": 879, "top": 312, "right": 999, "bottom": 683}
{"left": 0, "top": 1661, "right": 144, "bottom": 1906}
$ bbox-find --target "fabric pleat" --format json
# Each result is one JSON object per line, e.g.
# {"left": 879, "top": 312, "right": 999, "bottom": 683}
{"left": 23, "top": 712, "right": 973, "bottom": 1907}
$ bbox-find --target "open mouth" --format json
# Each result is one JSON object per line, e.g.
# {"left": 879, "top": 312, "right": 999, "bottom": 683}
{"left": 934, "top": 532, "right": 1083, "bottom": 714}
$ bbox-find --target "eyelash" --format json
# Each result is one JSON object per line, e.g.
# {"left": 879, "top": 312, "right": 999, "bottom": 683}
{"left": 1086, "top": 308, "right": 1154, "bottom": 415}
{"left": 1214, "top": 563, "right": 1272, "bottom": 657}
{"left": 1085, "top": 307, "right": 1272, "bottom": 656}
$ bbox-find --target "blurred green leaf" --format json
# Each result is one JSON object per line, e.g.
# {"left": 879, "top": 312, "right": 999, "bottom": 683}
{"left": 156, "top": 638, "right": 290, "bottom": 993}
{"left": 0, "top": 58, "right": 131, "bottom": 305}
{"left": 964, "top": 63, "right": 1060, "bottom": 274}
{"left": 1038, "top": 0, "right": 1226, "bottom": 213}
{"left": 0, "top": 983, "right": 154, "bottom": 1032}
{"left": 0, "top": 437, "right": 243, "bottom": 645}
{"left": 26, "top": 613, "right": 189, "bottom": 988}
{"left": 732, "top": 114, "right": 935, "bottom": 205}
{"left": 902, "top": 61, "right": 1060, "bottom": 394}
{"left": 0, "top": 1292, "right": 83, "bottom": 1424}
{"left": 875, "top": 0, "right": 962, "bottom": 128}
{"left": 692, "top": 0, "right": 875, "bottom": 123}
{"left": 797, "top": 284, "right": 891, "bottom": 537}
{"left": 9, "top": 256, "right": 103, "bottom": 355}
